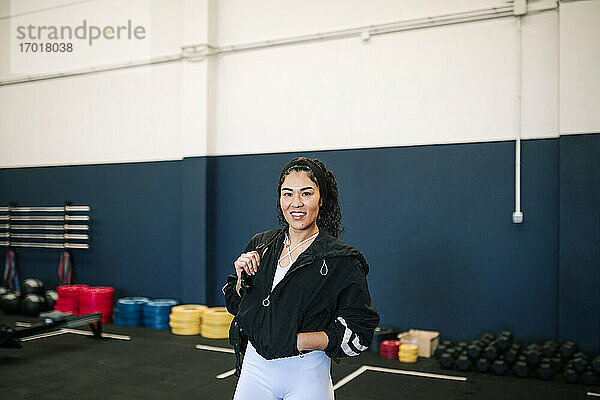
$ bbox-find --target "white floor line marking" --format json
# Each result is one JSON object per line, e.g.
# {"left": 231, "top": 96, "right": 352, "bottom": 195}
{"left": 333, "top": 366, "right": 368, "bottom": 390}
{"left": 21, "top": 329, "right": 69, "bottom": 341}
{"left": 62, "top": 328, "right": 131, "bottom": 341}
{"left": 217, "top": 369, "right": 237, "bottom": 379}
{"left": 588, "top": 392, "right": 600, "bottom": 397}
{"left": 364, "top": 365, "right": 467, "bottom": 382}
{"left": 15, "top": 322, "right": 33, "bottom": 327}
{"left": 196, "top": 344, "right": 235, "bottom": 354}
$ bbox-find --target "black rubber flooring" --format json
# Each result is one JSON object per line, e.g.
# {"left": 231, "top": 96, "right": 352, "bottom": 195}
{"left": 0, "top": 315, "right": 596, "bottom": 400}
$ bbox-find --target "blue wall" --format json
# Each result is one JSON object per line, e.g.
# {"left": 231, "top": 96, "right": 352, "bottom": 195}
{"left": 559, "top": 134, "right": 600, "bottom": 352}
{"left": 0, "top": 161, "right": 185, "bottom": 299}
{"left": 1, "top": 135, "right": 598, "bottom": 351}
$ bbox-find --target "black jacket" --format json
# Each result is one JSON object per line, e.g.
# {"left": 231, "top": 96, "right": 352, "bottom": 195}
{"left": 223, "top": 228, "right": 379, "bottom": 371}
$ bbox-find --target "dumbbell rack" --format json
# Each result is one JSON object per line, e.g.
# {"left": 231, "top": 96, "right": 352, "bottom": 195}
{"left": 0, "top": 203, "right": 91, "bottom": 250}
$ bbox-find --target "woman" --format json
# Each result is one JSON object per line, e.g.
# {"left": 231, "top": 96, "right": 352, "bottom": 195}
{"left": 223, "top": 156, "right": 379, "bottom": 400}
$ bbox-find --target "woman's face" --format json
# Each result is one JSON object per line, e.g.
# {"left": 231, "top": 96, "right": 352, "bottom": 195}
{"left": 280, "top": 171, "right": 322, "bottom": 232}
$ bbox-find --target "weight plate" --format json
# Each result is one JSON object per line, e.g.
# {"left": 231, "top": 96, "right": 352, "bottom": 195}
{"left": 200, "top": 330, "right": 229, "bottom": 339}
{"left": 143, "top": 316, "right": 169, "bottom": 325}
{"left": 170, "top": 313, "right": 202, "bottom": 323}
{"left": 144, "top": 322, "right": 170, "bottom": 330}
{"left": 114, "top": 317, "right": 142, "bottom": 326}
{"left": 171, "top": 304, "right": 207, "bottom": 314}
{"left": 117, "top": 297, "right": 146, "bottom": 311}
{"left": 400, "top": 344, "right": 418, "bottom": 352}
{"left": 172, "top": 329, "right": 201, "bottom": 336}
{"left": 145, "top": 299, "right": 178, "bottom": 307}
{"left": 114, "top": 311, "right": 143, "bottom": 322}
{"left": 169, "top": 320, "right": 200, "bottom": 329}
{"left": 143, "top": 307, "right": 172, "bottom": 315}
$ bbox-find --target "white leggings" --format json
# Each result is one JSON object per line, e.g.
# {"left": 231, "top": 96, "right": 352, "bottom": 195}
{"left": 233, "top": 341, "right": 334, "bottom": 400}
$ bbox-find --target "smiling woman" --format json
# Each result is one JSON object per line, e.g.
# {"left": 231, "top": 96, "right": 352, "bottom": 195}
{"left": 222, "top": 156, "right": 380, "bottom": 400}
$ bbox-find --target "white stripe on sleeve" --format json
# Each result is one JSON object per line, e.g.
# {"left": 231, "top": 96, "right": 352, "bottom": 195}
{"left": 337, "top": 317, "right": 359, "bottom": 356}
{"left": 352, "top": 334, "right": 368, "bottom": 351}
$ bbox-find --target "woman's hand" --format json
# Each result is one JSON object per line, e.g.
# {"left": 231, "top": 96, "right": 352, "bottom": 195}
{"left": 297, "top": 331, "right": 329, "bottom": 351}
{"left": 233, "top": 251, "right": 260, "bottom": 297}
{"left": 234, "top": 251, "right": 261, "bottom": 279}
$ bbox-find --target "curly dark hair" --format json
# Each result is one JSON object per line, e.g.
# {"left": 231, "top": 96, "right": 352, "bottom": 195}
{"left": 276, "top": 157, "right": 344, "bottom": 238}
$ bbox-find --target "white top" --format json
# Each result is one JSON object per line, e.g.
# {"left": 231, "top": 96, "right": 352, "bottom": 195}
{"left": 271, "top": 262, "right": 290, "bottom": 291}
{"left": 270, "top": 231, "right": 319, "bottom": 291}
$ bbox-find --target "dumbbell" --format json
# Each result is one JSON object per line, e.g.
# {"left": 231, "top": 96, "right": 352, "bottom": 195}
{"left": 504, "top": 347, "right": 519, "bottom": 364}
{"left": 550, "top": 356, "right": 565, "bottom": 373}
{"left": 560, "top": 341, "right": 577, "bottom": 359}
{"left": 542, "top": 340, "right": 558, "bottom": 358}
{"left": 514, "top": 355, "right": 530, "bottom": 377}
{"left": 442, "top": 340, "right": 454, "bottom": 348}
{"left": 571, "top": 352, "right": 588, "bottom": 373}
{"left": 581, "top": 369, "right": 597, "bottom": 385}
{"left": 514, "top": 361, "right": 530, "bottom": 377}
{"left": 476, "top": 358, "right": 491, "bottom": 373}
{"left": 510, "top": 342, "right": 522, "bottom": 353}
{"left": 525, "top": 344, "right": 542, "bottom": 366}
{"left": 592, "top": 356, "right": 600, "bottom": 373}
{"left": 484, "top": 342, "right": 499, "bottom": 361}
{"left": 496, "top": 331, "right": 513, "bottom": 351}
{"left": 457, "top": 342, "right": 469, "bottom": 353}
{"left": 468, "top": 342, "right": 482, "bottom": 360}
{"left": 440, "top": 352, "right": 455, "bottom": 369}
{"left": 445, "top": 347, "right": 457, "bottom": 358}
{"left": 434, "top": 344, "right": 447, "bottom": 360}
{"left": 479, "top": 333, "right": 495, "bottom": 347}
{"left": 456, "top": 354, "right": 472, "bottom": 371}
{"left": 492, "top": 357, "right": 509, "bottom": 375}
{"left": 563, "top": 364, "right": 579, "bottom": 384}
{"left": 537, "top": 359, "right": 553, "bottom": 380}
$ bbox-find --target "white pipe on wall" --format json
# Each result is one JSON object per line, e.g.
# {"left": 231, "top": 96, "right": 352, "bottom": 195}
{"left": 1, "top": 4, "right": 520, "bottom": 86}
{"left": 513, "top": 13, "right": 524, "bottom": 224}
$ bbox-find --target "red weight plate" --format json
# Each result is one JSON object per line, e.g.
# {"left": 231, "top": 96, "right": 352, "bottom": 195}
{"left": 380, "top": 340, "right": 401, "bottom": 351}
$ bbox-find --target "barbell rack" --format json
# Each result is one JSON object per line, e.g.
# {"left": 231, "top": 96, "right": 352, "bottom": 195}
{"left": 0, "top": 203, "right": 91, "bottom": 250}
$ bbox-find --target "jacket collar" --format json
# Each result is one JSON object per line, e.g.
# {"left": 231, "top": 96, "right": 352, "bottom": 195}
{"left": 275, "top": 227, "right": 370, "bottom": 275}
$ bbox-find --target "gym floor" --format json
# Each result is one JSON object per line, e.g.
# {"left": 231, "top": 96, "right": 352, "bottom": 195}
{"left": 0, "top": 315, "right": 594, "bottom": 400}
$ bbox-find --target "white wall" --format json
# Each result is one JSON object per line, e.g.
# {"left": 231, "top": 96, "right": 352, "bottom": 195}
{"left": 215, "top": 18, "right": 518, "bottom": 156}
{"left": 0, "top": 0, "right": 597, "bottom": 167}
{"left": 216, "top": 0, "right": 506, "bottom": 45}
{"left": 0, "top": 0, "right": 208, "bottom": 167}
{"left": 559, "top": 0, "right": 600, "bottom": 134}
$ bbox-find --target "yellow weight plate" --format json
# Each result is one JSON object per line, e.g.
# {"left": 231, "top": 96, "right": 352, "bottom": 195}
{"left": 399, "top": 357, "right": 417, "bottom": 363}
{"left": 169, "top": 320, "right": 200, "bottom": 329}
{"left": 200, "top": 330, "right": 229, "bottom": 339}
{"left": 171, "top": 305, "right": 208, "bottom": 317}
{"left": 172, "top": 329, "right": 201, "bottom": 336}
{"left": 172, "top": 304, "right": 208, "bottom": 312}
{"left": 400, "top": 344, "right": 418, "bottom": 352}
{"left": 170, "top": 313, "right": 202, "bottom": 323}
{"left": 202, "top": 308, "right": 234, "bottom": 325}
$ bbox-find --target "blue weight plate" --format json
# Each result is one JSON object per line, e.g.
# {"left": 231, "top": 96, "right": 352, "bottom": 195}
{"left": 143, "top": 317, "right": 169, "bottom": 325}
{"left": 114, "top": 314, "right": 141, "bottom": 322}
{"left": 144, "top": 299, "right": 178, "bottom": 308}
{"left": 114, "top": 311, "right": 143, "bottom": 321}
{"left": 144, "top": 322, "right": 170, "bottom": 330}
{"left": 121, "top": 296, "right": 149, "bottom": 303}
{"left": 143, "top": 309, "right": 172, "bottom": 318}
{"left": 114, "top": 308, "right": 143, "bottom": 315}
{"left": 117, "top": 300, "right": 145, "bottom": 313}
{"left": 114, "top": 318, "right": 142, "bottom": 326}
